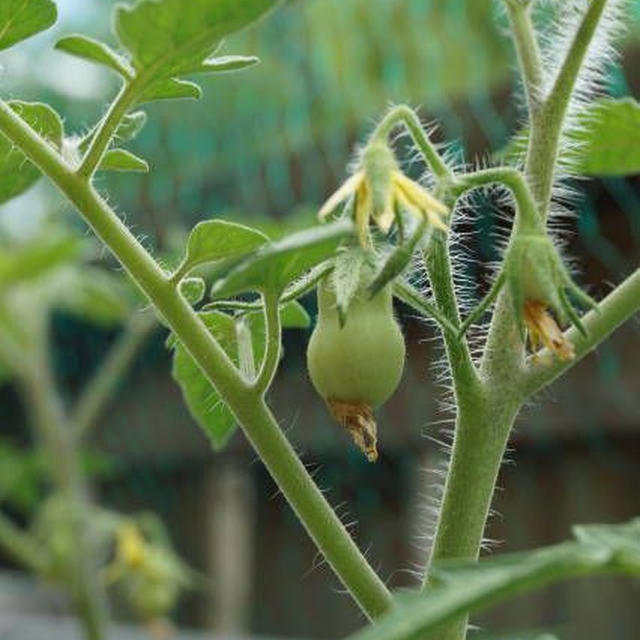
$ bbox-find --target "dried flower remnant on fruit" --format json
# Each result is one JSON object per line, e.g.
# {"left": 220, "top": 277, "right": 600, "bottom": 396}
{"left": 318, "top": 140, "right": 449, "bottom": 246}
{"left": 328, "top": 399, "right": 378, "bottom": 462}
{"left": 524, "top": 300, "right": 575, "bottom": 361}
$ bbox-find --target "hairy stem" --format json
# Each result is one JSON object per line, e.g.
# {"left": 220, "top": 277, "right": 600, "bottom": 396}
{"left": 504, "top": 0, "right": 544, "bottom": 115}
{"left": 78, "top": 82, "right": 139, "bottom": 178}
{"left": 72, "top": 310, "right": 156, "bottom": 439}
{"left": 370, "top": 104, "right": 452, "bottom": 181}
{"left": 0, "top": 98, "right": 392, "bottom": 620}
{"left": 526, "top": 0, "right": 610, "bottom": 217}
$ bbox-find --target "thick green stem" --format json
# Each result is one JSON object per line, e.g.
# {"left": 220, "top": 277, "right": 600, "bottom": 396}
{"left": 0, "top": 98, "right": 392, "bottom": 620}
{"left": 423, "top": 400, "right": 520, "bottom": 640}
{"left": 72, "top": 310, "right": 156, "bottom": 439}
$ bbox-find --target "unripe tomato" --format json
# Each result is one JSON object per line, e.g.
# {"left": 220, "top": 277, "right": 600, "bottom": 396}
{"left": 307, "top": 280, "right": 405, "bottom": 410}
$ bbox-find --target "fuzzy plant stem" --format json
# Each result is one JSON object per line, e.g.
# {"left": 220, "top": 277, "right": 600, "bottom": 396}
{"left": 525, "top": 0, "right": 611, "bottom": 217}
{"left": 0, "top": 98, "right": 393, "bottom": 621}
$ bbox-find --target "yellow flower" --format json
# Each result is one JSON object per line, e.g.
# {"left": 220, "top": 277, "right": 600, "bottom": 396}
{"left": 104, "top": 523, "right": 148, "bottom": 584}
{"left": 523, "top": 299, "right": 575, "bottom": 361}
{"left": 319, "top": 141, "right": 449, "bottom": 246}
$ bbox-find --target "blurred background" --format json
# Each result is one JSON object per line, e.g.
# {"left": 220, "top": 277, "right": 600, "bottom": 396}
{"left": 0, "top": 0, "right": 639, "bottom": 638}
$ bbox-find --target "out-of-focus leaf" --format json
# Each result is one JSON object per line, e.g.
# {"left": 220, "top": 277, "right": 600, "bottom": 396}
{"left": 498, "top": 98, "right": 640, "bottom": 177}
{"left": 570, "top": 98, "right": 640, "bottom": 176}
{"left": 346, "top": 519, "right": 640, "bottom": 640}
{"left": 54, "top": 34, "right": 131, "bottom": 77}
{"left": 279, "top": 300, "right": 310, "bottom": 328}
{"left": 0, "top": 0, "right": 57, "bottom": 51}
{"left": 0, "top": 234, "right": 83, "bottom": 289}
{"left": 0, "top": 101, "right": 64, "bottom": 204}
{"left": 177, "top": 220, "right": 268, "bottom": 278}
{"left": 98, "top": 149, "right": 149, "bottom": 173}
{"left": 170, "top": 312, "right": 238, "bottom": 450}
{"left": 56, "top": 267, "right": 131, "bottom": 328}
{"left": 211, "top": 219, "right": 353, "bottom": 298}
{"left": 0, "top": 439, "right": 44, "bottom": 514}
{"left": 137, "top": 78, "right": 202, "bottom": 104}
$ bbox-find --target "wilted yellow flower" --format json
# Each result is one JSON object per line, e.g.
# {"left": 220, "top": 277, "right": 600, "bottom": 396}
{"left": 523, "top": 299, "right": 575, "bottom": 361}
{"left": 104, "top": 523, "right": 148, "bottom": 583}
{"left": 319, "top": 141, "right": 448, "bottom": 246}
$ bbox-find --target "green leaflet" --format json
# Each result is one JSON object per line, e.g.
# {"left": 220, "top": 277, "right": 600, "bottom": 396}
{"left": 498, "top": 98, "right": 640, "bottom": 177}
{"left": 54, "top": 34, "right": 132, "bottom": 77}
{"left": 0, "top": 101, "right": 64, "bottom": 204}
{"left": 0, "top": 234, "right": 83, "bottom": 289}
{"left": 211, "top": 219, "right": 354, "bottom": 298}
{"left": 0, "top": 0, "right": 56, "bottom": 51}
{"left": 110, "top": 0, "right": 274, "bottom": 105}
{"left": 346, "top": 519, "right": 640, "bottom": 640}
{"left": 170, "top": 300, "right": 308, "bottom": 450}
{"left": 176, "top": 219, "right": 269, "bottom": 280}
{"left": 98, "top": 149, "right": 149, "bottom": 173}
{"left": 171, "top": 312, "right": 239, "bottom": 450}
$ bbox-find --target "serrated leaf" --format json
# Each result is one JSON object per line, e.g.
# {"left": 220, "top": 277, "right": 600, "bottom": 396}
{"left": 54, "top": 34, "right": 132, "bottom": 77}
{"left": 179, "top": 277, "right": 206, "bottom": 305}
{"left": 137, "top": 78, "right": 202, "bottom": 104}
{"left": 211, "top": 219, "right": 353, "bottom": 298}
{"left": 114, "top": 0, "right": 275, "bottom": 80}
{"left": 498, "top": 98, "right": 640, "bottom": 177}
{"left": 171, "top": 312, "right": 238, "bottom": 450}
{"left": 198, "top": 55, "right": 260, "bottom": 74}
{"left": 177, "top": 220, "right": 268, "bottom": 278}
{"left": 98, "top": 149, "right": 149, "bottom": 173}
{"left": 0, "top": 234, "right": 83, "bottom": 289}
{"left": 0, "top": 101, "right": 63, "bottom": 204}
{"left": 0, "top": 0, "right": 57, "bottom": 51}
{"left": 347, "top": 519, "right": 640, "bottom": 640}
{"left": 570, "top": 98, "right": 640, "bottom": 176}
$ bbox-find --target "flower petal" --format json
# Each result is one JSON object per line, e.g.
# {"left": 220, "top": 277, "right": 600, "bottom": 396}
{"left": 318, "top": 171, "right": 364, "bottom": 220}
{"left": 355, "top": 179, "right": 372, "bottom": 247}
{"left": 393, "top": 173, "right": 449, "bottom": 216}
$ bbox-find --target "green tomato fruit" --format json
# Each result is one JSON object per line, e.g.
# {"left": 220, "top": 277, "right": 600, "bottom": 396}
{"left": 307, "top": 280, "right": 405, "bottom": 409}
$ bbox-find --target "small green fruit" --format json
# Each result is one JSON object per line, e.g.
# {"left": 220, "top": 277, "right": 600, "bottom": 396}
{"left": 307, "top": 280, "right": 405, "bottom": 408}
{"left": 307, "top": 279, "right": 405, "bottom": 460}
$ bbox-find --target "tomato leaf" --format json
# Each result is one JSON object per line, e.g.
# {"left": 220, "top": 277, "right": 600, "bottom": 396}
{"left": 197, "top": 55, "right": 260, "bottom": 74}
{"left": 0, "top": 101, "right": 64, "bottom": 204}
{"left": 170, "top": 312, "right": 239, "bottom": 450}
{"left": 98, "top": 149, "right": 149, "bottom": 173}
{"left": 54, "top": 34, "right": 132, "bottom": 77}
{"left": 346, "top": 518, "right": 640, "bottom": 640}
{"left": 137, "top": 78, "right": 202, "bottom": 104}
{"left": 177, "top": 220, "right": 268, "bottom": 278}
{"left": 0, "top": 0, "right": 57, "bottom": 51}
{"left": 211, "top": 219, "right": 353, "bottom": 298}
